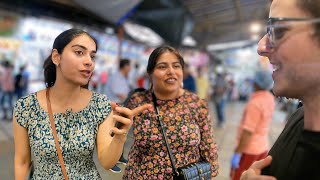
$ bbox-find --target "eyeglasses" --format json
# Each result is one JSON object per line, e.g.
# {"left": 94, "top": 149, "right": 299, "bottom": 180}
{"left": 267, "top": 17, "right": 320, "bottom": 48}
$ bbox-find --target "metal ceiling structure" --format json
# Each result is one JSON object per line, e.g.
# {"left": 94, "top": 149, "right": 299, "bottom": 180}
{"left": 0, "top": 0, "right": 271, "bottom": 49}
{"left": 183, "top": 0, "right": 271, "bottom": 48}
{"left": 128, "top": 0, "right": 194, "bottom": 47}
{"left": 0, "top": 0, "right": 116, "bottom": 30}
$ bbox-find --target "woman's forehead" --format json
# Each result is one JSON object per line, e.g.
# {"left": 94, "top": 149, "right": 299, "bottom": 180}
{"left": 68, "top": 34, "right": 96, "bottom": 51}
{"left": 157, "top": 52, "right": 179, "bottom": 62}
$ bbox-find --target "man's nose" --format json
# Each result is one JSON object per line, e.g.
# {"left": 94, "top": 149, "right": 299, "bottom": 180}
{"left": 257, "top": 34, "right": 273, "bottom": 57}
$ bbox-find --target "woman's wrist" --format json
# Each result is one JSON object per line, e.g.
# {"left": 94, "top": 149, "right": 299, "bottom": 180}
{"left": 113, "top": 133, "right": 127, "bottom": 143}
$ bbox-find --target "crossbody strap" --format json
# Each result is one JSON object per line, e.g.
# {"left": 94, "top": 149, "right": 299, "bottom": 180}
{"left": 46, "top": 88, "right": 69, "bottom": 180}
{"left": 151, "top": 92, "right": 179, "bottom": 176}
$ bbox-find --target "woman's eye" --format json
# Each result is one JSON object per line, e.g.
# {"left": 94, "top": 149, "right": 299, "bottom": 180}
{"left": 75, "top": 50, "right": 84, "bottom": 55}
{"left": 158, "top": 66, "right": 166, "bottom": 69}
{"left": 91, "top": 55, "right": 96, "bottom": 61}
{"left": 173, "top": 64, "right": 182, "bottom": 68}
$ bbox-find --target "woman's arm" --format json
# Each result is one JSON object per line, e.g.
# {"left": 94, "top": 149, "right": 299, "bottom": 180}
{"left": 96, "top": 108, "right": 129, "bottom": 170}
{"left": 13, "top": 116, "right": 32, "bottom": 180}
{"left": 197, "top": 100, "right": 219, "bottom": 177}
{"left": 235, "top": 130, "right": 253, "bottom": 153}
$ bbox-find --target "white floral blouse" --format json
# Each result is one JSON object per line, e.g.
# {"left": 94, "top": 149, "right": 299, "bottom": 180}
{"left": 14, "top": 92, "right": 111, "bottom": 179}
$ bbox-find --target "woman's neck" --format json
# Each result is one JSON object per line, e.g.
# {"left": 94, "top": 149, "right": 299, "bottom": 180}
{"left": 153, "top": 88, "right": 184, "bottom": 100}
{"left": 49, "top": 80, "right": 82, "bottom": 107}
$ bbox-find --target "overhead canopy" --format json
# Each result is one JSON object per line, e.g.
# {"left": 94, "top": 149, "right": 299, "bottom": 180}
{"left": 0, "top": 0, "right": 116, "bottom": 30}
{"left": 0, "top": 0, "right": 195, "bottom": 47}
{"left": 73, "top": 0, "right": 142, "bottom": 25}
{"left": 183, "top": 0, "right": 270, "bottom": 49}
{"left": 74, "top": 0, "right": 195, "bottom": 46}
{"left": 129, "top": 0, "right": 194, "bottom": 46}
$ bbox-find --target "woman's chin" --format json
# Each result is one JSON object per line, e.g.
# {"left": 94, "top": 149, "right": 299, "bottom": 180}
{"left": 78, "top": 80, "right": 89, "bottom": 88}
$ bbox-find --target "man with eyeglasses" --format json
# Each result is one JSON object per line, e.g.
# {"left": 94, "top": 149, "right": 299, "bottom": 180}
{"left": 240, "top": 0, "right": 320, "bottom": 180}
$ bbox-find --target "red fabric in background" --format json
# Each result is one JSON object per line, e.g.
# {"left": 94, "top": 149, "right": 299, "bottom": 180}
{"left": 231, "top": 151, "right": 268, "bottom": 180}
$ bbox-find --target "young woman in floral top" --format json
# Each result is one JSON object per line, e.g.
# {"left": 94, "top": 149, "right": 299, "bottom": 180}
{"left": 13, "top": 29, "right": 150, "bottom": 179}
{"left": 123, "top": 46, "right": 219, "bottom": 179}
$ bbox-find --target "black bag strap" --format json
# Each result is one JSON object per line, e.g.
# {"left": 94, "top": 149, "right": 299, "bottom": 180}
{"left": 151, "top": 91, "right": 179, "bottom": 176}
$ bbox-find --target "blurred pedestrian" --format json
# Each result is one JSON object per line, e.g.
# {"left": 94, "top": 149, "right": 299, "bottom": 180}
{"left": 99, "top": 70, "right": 108, "bottom": 93}
{"left": 212, "top": 71, "right": 228, "bottom": 128}
{"left": 21, "top": 64, "right": 30, "bottom": 95}
{"left": 0, "top": 61, "right": 4, "bottom": 108}
{"left": 183, "top": 63, "right": 197, "bottom": 93}
{"left": 0, "top": 60, "right": 14, "bottom": 120}
{"left": 14, "top": 66, "right": 26, "bottom": 99}
{"left": 196, "top": 66, "right": 209, "bottom": 100}
{"left": 230, "top": 70, "right": 275, "bottom": 180}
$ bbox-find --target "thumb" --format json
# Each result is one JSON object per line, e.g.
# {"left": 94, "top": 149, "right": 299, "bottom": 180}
{"left": 251, "top": 155, "right": 272, "bottom": 174}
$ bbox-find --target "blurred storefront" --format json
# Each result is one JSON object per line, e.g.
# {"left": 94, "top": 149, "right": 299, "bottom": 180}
{"left": 0, "top": 10, "right": 210, "bottom": 94}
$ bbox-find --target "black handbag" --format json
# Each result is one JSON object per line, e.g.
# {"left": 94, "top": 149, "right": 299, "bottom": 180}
{"left": 151, "top": 92, "right": 212, "bottom": 180}
{"left": 173, "top": 161, "right": 212, "bottom": 180}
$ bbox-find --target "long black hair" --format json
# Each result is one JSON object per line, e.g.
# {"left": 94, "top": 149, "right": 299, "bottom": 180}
{"left": 43, "top": 29, "right": 98, "bottom": 87}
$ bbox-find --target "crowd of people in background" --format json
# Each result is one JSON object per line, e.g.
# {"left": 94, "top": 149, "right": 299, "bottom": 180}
{"left": 0, "top": 56, "right": 299, "bottom": 126}
{"left": 0, "top": 60, "right": 29, "bottom": 120}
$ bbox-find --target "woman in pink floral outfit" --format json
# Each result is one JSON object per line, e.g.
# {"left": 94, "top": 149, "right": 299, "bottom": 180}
{"left": 123, "top": 46, "right": 219, "bottom": 179}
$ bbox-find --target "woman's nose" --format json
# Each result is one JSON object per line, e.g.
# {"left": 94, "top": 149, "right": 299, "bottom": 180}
{"left": 257, "top": 34, "right": 273, "bottom": 57}
{"left": 84, "top": 55, "right": 93, "bottom": 66}
{"left": 167, "top": 66, "right": 175, "bottom": 74}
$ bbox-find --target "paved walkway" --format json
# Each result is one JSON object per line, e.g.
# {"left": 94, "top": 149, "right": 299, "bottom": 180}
{"left": 0, "top": 101, "right": 286, "bottom": 179}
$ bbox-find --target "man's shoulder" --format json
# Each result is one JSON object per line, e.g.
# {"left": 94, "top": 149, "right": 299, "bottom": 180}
{"left": 286, "top": 107, "right": 304, "bottom": 125}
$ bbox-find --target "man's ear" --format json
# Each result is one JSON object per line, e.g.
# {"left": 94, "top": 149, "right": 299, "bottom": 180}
{"left": 51, "top": 49, "right": 60, "bottom": 66}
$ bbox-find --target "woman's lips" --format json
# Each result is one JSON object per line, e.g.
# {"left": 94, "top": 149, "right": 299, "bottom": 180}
{"left": 80, "top": 70, "right": 92, "bottom": 78}
{"left": 165, "top": 78, "right": 177, "bottom": 83}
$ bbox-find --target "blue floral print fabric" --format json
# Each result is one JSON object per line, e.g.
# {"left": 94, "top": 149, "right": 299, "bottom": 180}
{"left": 14, "top": 92, "right": 111, "bottom": 179}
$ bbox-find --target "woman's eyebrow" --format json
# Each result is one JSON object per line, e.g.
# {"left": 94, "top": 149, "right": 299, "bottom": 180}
{"left": 156, "top": 62, "right": 167, "bottom": 65}
{"left": 71, "top": 44, "right": 96, "bottom": 53}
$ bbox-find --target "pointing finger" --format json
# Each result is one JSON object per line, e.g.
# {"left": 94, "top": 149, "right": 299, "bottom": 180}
{"left": 132, "top": 104, "right": 153, "bottom": 116}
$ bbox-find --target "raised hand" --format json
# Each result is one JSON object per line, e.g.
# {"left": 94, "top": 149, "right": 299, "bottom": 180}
{"left": 110, "top": 102, "right": 152, "bottom": 136}
{"left": 240, "top": 156, "right": 277, "bottom": 180}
